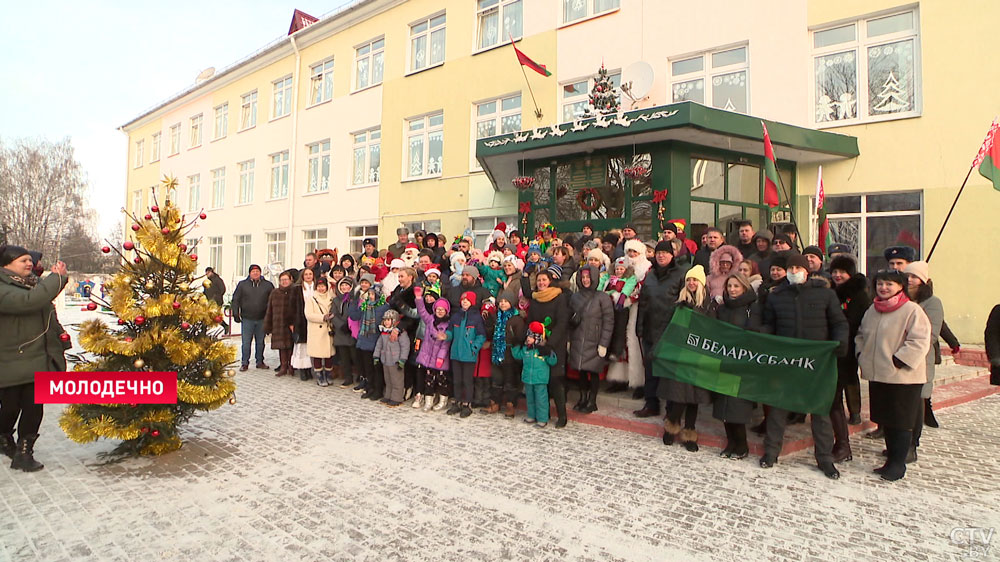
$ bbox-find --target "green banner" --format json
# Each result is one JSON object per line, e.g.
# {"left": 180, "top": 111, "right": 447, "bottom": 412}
{"left": 652, "top": 307, "right": 839, "bottom": 415}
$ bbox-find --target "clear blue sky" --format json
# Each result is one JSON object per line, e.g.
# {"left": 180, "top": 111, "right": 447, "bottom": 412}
{"left": 0, "top": 0, "right": 351, "bottom": 233}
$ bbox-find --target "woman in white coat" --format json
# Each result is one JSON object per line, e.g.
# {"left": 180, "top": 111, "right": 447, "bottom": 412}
{"left": 304, "top": 277, "right": 336, "bottom": 386}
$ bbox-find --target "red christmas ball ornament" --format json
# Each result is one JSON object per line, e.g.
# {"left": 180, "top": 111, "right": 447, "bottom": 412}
{"left": 59, "top": 333, "right": 70, "bottom": 342}
{"left": 133, "top": 256, "right": 143, "bottom": 264}
{"left": 161, "top": 227, "right": 170, "bottom": 235}
{"left": 140, "top": 427, "right": 149, "bottom": 434}
{"left": 86, "top": 302, "right": 97, "bottom": 311}
{"left": 131, "top": 224, "right": 140, "bottom": 232}
{"left": 178, "top": 243, "right": 187, "bottom": 252}
{"left": 117, "top": 318, "right": 125, "bottom": 325}
{"left": 144, "top": 214, "right": 152, "bottom": 220}
{"left": 123, "top": 241, "right": 134, "bottom": 251}
{"left": 172, "top": 301, "right": 181, "bottom": 310}
{"left": 190, "top": 254, "right": 198, "bottom": 261}
{"left": 151, "top": 206, "right": 159, "bottom": 213}
{"left": 134, "top": 316, "right": 146, "bottom": 325}
{"left": 180, "top": 321, "right": 191, "bottom": 330}
{"left": 199, "top": 212, "right": 207, "bottom": 220}
{"left": 151, "top": 430, "right": 160, "bottom": 437}
{"left": 124, "top": 337, "right": 133, "bottom": 343}
{"left": 101, "top": 246, "right": 111, "bottom": 254}
{"left": 213, "top": 315, "right": 223, "bottom": 324}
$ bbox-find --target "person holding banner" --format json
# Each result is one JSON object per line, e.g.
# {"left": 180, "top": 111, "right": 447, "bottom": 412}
{"left": 855, "top": 270, "right": 931, "bottom": 481}
{"left": 0, "top": 246, "right": 68, "bottom": 472}
{"left": 759, "top": 254, "right": 847, "bottom": 480}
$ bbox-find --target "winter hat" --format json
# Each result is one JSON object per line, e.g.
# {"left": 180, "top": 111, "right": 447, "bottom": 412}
{"left": 752, "top": 230, "right": 773, "bottom": 243}
{"left": 828, "top": 256, "right": 857, "bottom": 276}
{"left": 248, "top": 264, "right": 262, "bottom": 274}
{"left": 772, "top": 234, "right": 792, "bottom": 247}
{"left": 518, "top": 295, "right": 530, "bottom": 311}
{"left": 587, "top": 248, "right": 610, "bottom": 271}
{"left": 362, "top": 238, "right": 376, "bottom": 248}
{"left": 546, "top": 264, "right": 563, "bottom": 280}
{"left": 769, "top": 255, "right": 788, "bottom": 271}
{"left": 461, "top": 291, "right": 478, "bottom": 306}
{"left": 883, "top": 245, "right": 916, "bottom": 263}
{"left": 603, "top": 232, "right": 620, "bottom": 246}
{"left": 450, "top": 251, "right": 467, "bottom": 267}
{"left": 389, "top": 258, "right": 406, "bottom": 270}
{"left": 904, "top": 260, "right": 930, "bottom": 284}
{"left": 492, "top": 223, "right": 507, "bottom": 239}
{"left": 643, "top": 239, "right": 656, "bottom": 251}
{"left": 382, "top": 309, "right": 400, "bottom": 323}
{"left": 803, "top": 245, "right": 824, "bottom": 259}
{"left": 613, "top": 256, "right": 630, "bottom": 271}
{"left": 654, "top": 240, "right": 673, "bottom": 254}
{"left": 337, "top": 277, "right": 355, "bottom": 291}
{"left": 487, "top": 251, "right": 504, "bottom": 265}
{"left": 624, "top": 239, "right": 645, "bottom": 255}
{"left": 315, "top": 277, "right": 329, "bottom": 289}
{"left": 583, "top": 239, "right": 599, "bottom": 251}
{"left": 874, "top": 269, "right": 908, "bottom": 288}
{"left": 717, "top": 251, "right": 735, "bottom": 263}
{"left": 662, "top": 222, "right": 678, "bottom": 235}
{"left": 685, "top": 265, "right": 707, "bottom": 286}
{"left": 433, "top": 298, "right": 451, "bottom": 315}
{"left": 786, "top": 254, "right": 810, "bottom": 270}
{"left": 359, "top": 273, "right": 376, "bottom": 285}
{"left": 405, "top": 243, "right": 419, "bottom": 250}
{"left": 502, "top": 254, "right": 524, "bottom": 270}
{"left": 528, "top": 321, "right": 545, "bottom": 336}
{"left": 462, "top": 265, "right": 479, "bottom": 278}
{"left": 424, "top": 266, "right": 441, "bottom": 279}
{"left": 527, "top": 242, "right": 542, "bottom": 257}
{"left": 0, "top": 245, "right": 30, "bottom": 267}
{"left": 827, "top": 243, "right": 851, "bottom": 257}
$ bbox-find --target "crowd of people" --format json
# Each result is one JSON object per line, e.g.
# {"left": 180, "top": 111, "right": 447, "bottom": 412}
{"left": 225, "top": 220, "right": 983, "bottom": 482}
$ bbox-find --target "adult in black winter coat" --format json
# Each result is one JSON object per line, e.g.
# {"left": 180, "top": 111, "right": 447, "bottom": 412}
{"left": 709, "top": 272, "right": 761, "bottom": 459}
{"left": 204, "top": 267, "right": 227, "bottom": 305}
{"left": 521, "top": 268, "right": 571, "bottom": 427}
{"left": 986, "top": 304, "right": 1000, "bottom": 386}
{"left": 759, "top": 255, "right": 848, "bottom": 480}
{"left": 330, "top": 277, "right": 358, "bottom": 386}
{"left": 568, "top": 264, "right": 613, "bottom": 414}
{"left": 829, "top": 256, "right": 871, "bottom": 463}
{"left": 634, "top": 241, "right": 689, "bottom": 417}
{"left": 231, "top": 265, "right": 275, "bottom": 370}
{"left": 446, "top": 266, "right": 491, "bottom": 311}
{"left": 388, "top": 267, "right": 421, "bottom": 397}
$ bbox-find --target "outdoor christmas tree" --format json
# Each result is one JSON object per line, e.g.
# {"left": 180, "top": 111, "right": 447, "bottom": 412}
{"left": 588, "top": 63, "right": 620, "bottom": 115}
{"left": 60, "top": 177, "right": 237, "bottom": 456}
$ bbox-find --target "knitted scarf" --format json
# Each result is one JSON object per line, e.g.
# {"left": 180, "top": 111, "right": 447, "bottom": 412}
{"left": 359, "top": 293, "right": 386, "bottom": 336}
{"left": 873, "top": 291, "right": 909, "bottom": 314}
{"left": 491, "top": 308, "right": 515, "bottom": 365}
{"left": 532, "top": 286, "right": 562, "bottom": 303}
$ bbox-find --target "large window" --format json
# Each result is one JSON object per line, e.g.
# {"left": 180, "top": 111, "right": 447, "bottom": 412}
{"left": 307, "top": 140, "right": 331, "bottom": 192}
{"left": 208, "top": 236, "right": 222, "bottom": 274}
{"left": 348, "top": 225, "right": 378, "bottom": 253}
{"left": 134, "top": 140, "right": 144, "bottom": 168}
{"left": 562, "top": 0, "right": 618, "bottom": 24}
{"left": 352, "top": 128, "right": 381, "bottom": 186}
{"left": 189, "top": 114, "right": 203, "bottom": 147}
{"left": 409, "top": 13, "right": 446, "bottom": 73}
{"left": 406, "top": 112, "right": 444, "bottom": 179}
{"left": 303, "top": 228, "right": 328, "bottom": 254}
{"left": 310, "top": 58, "right": 334, "bottom": 105}
{"left": 238, "top": 160, "right": 254, "bottom": 204}
{"left": 266, "top": 232, "right": 287, "bottom": 268}
{"left": 131, "top": 189, "right": 142, "bottom": 214}
{"left": 187, "top": 174, "right": 200, "bottom": 212}
{"left": 812, "top": 9, "right": 919, "bottom": 125}
{"left": 150, "top": 132, "right": 160, "bottom": 162}
{"left": 401, "top": 220, "right": 442, "bottom": 237}
{"left": 272, "top": 76, "right": 293, "bottom": 119}
{"left": 477, "top": 0, "right": 521, "bottom": 51}
{"left": 561, "top": 72, "right": 620, "bottom": 122}
{"left": 211, "top": 167, "right": 225, "bottom": 209}
{"left": 240, "top": 91, "right": 258, "bottom": 130}
{"left": 354, "top": 38, "right": 384, "bottom": 90}
{"left": 169, "top": 124, "right": 181, "bottom": 155}
{"left": 235, "top": 235, "right": 252, "bottom": 277}
{"left": 474, "top": 94, "right": 521, "bottom": 168}
{"left": 819, "top": 191, "right": 922, "bottom": 274}
{"left": 471, "top": 216, "right": 515, "bottom": 249}
{"left": 214, "top": 103, "right": 228, "bottom": 139}
{"left": 269, "top": 151, "right": 289, "bottom": 199}
{"left": 671, "top": 45, "right": 749, "bottom": 113}
{"left": 690, "top": 157, "right": 777, "bottom": 239}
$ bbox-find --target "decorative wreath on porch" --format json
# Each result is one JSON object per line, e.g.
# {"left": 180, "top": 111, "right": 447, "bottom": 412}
{"left": 576, "top": 188, "right": 602, "bottom": 212}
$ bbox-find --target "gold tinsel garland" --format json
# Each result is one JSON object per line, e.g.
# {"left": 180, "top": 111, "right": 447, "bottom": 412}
{"left": 178, "top": 378, "right": 236, "bottom": 405}
{"left": 77, "top": 321, "right": 234, "bottom": 367}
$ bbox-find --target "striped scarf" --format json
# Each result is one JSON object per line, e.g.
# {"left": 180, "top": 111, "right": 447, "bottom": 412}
{"left": 491, "top": 308, "right": 515, "bottom": 365}
{"left": 359, "top": 293, "right": 386, "bottom": 337}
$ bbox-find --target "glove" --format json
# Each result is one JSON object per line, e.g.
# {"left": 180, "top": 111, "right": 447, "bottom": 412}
{"left": 892, "top": 356, "right": 907, "bottom": 369}
{"left": 396, "top": 360, "right": 405, "bottom": 368}
{"left": 598, "top": 345, "right": 607, "bottom": 358}
{"left": 233, "top": 315, "right": 242, "bottom": 323}
{"left": 413, "top": 286, "right": 423, "bottom": 297}
{"left": 435, "top": 357, "right": 445, "bottom": 369}
{"left": 951, "top": 345, "right": 961, "bottom": 355}
{"left": 373, "top": 358, "right": 381, "bottom": 366}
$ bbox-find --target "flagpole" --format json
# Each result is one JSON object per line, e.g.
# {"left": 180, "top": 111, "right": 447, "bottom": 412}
{"left": 774, "top": 169, "right": 805, "bottom": 252}
{"left": 926, "top": 163, "right": 975, "bottom": 262}
{"left": 518, "top": 62, "right": 543, "bottom": 120}
{"left": 813, "top": 166, "right": 822, "bottom": 248}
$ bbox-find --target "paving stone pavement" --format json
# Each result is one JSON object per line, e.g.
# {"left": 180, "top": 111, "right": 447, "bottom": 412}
{"left": 2, "top": 316, "right": 999, "bottom": 561}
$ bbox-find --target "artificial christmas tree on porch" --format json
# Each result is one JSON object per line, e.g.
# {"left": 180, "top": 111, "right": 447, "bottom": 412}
{"left": 588, "top": 63, "right": 620, "bottom": 115}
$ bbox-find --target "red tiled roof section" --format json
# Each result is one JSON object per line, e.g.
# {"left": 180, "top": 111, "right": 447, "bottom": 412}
{"left": 288, "top": 9, "right": 318, "bottom": 35}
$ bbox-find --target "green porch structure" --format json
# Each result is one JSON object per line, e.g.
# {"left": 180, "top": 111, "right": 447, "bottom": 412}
{"left": 476, "top": 101, "right": 859, "bottom": 242}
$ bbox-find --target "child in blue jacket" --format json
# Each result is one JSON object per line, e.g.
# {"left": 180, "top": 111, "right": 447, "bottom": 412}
{"left": 447, "top": 291, "right": 486, "bottom": 418}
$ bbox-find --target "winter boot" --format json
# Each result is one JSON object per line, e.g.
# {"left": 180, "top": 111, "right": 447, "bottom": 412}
{"left": 503, "top": 401, "right": 516, "bottom": 418}
{"left": 299, "top": 368, "right": 312, "bottom": 382}
{"left": 680, "top": 428, "right": 699, "bottom": 453}
{"left": 422, "top": 395, "right": 435, "bottom": 412}
{"left": 433, "top": 395, "right": 449, "bottom": 411}
{"left": 830, "top": 404, "right": 853, "bottom": 463}
{"left": 480, "top": 401, "right": 500, "bottom": 414}
{"left": 730, "top": 424, "right": 749, "bottom": 459}
{"left": 720, "top": 424, "right": 736, "bottom": 458}
{"left": 0, "top": 433, "right": 14, "bottom": 459}
{"left": 10, "top": 434, "right": 43, "bottom": 472}
{"left": 662, "top": 419, "right": 681, "bottom": 446}
{"left": 322, "top": 370, "right": 332, "bottom": 387}
{"left": 572, "top": 386, "right": 588, "bottom": 412}
{"left": 924, "top": 399, "right": 939, "bottom": 428}
{"left": 411, "top": 393, "right": 425, "bottom": 409}
{"left": 865, "top": 426, "right": 885, "bottom": 440}
{"left": 879, "top": 429, "right": 911, "bottom": 481}
{"left": 581, "top": 390, "right": 598, "bottom": 414}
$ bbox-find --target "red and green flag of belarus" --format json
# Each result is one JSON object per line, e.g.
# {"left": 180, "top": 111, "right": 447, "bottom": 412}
{"left": 975, "top": 119, "right": 1000, "bottom": 191}
{"left": 510, "top": 37, "right": 552, "bottom": 77}
{"left": 815, "top": 166, "right": 832, "bottom": 252}
{"left": 761, "top": 121, "right": 781, "bottom": 207}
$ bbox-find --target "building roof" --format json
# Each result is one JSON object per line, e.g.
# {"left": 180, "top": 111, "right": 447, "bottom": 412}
{"left": 475, "top": 101, "right": 859, "bottom": 191}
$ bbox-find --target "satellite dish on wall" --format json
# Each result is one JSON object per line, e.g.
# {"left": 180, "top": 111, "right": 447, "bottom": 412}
{"left": 621, "top": 61, "right": 654, "bottom": 108}
{"left": 195, "top": 67, "right": 216, "bottom": 83}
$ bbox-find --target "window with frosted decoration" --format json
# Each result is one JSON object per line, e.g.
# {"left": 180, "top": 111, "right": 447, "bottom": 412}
{"left": 354, "top": 38, "right": 384, "bottom": 90}
{"left": 477, "top": 0, "right": 521, "bottom": 51}
{"left": 352, "top": 128, "right": 381, "bottom": 186}
{"left": 670, "top": 45, "right": 749, "bottom": 113}
{"left": 406, "top": 113, "right": 444, "bottom": 178}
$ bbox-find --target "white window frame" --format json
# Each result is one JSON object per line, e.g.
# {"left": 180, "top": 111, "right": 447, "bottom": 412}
{"left": 405, "top": 112, "right": 444, "bottom": 180}
{"left": 306, "top": 140, "right": 331, "bottom": 193}
{"left": 150, "top": 132, "right": 161, "bottom": 162}
{"left": 131, "top": 189, "right": 142, "bottom": 214}
{"left": 471, "top": 216, "right": 516, "bottom": 249}
{"left": 472, "top": 93, "right": 521, "bottom": 169}
{"left": 210, "top": 167, "right": 226, "bottom": 210}
{"left": 401, "top": 220, "right": 442, "bottom": 235}
{"left": 269, "top": 151, "right": 289, "bottom": 200}
{"left": 669, "top": 44, "right": 750, "bottom": 113}
{"left": 235, "top": 234, "right": 252, "bottom": 278}
{"left": 189, "top": 114, "right": 203, "bottom": 148}
{"left": 309, "top": 58, "right": 335, "bottom": 106}
{"left": 408, "top": 12, "right": 446, "bottom": 74}
{"left": 272, "top": 76, "right": 293, "bottom": 119}
{"left": 134, "top": 139, "right": 144, "bottom": 168}
{"left": 266, "top": 231, "right": 287, "bottom": 268}
{"left": 185, "top": 237, "right": 199, "bottom": 256}
{"left": 354, "top": 37, "right": 385, "bottom": 91}
{"left": 239, "top": 90, "right": 258, "bottom": 131}
{"left": 214, "top": 103, "right": 229, "bottom": 140}
{"left": 208, "top": 236, "right": 222, "bottom": 274}
{"left": 348, "top": 225, "right": 379, "bottom": 254}
{"left": 168, "top": 124, "right": 181, "bottom": 155}
{"left": 187, "top": 174, "right": 200, "bottom": 212}
{"left": 560, "top": 71, "right": 620, "bottom": 122}
{"left": 561, "top": 0, "right": 619, "bottom": 25}
{"left": 237, "top": 159, "right": 255, "bottom": 205}
{"left": 811, "top": 8, "right": 921, "bottom": 127}
{"left": 303, "top": 228, "right": 328, "bottom": 255}
{"left": 475, "top": 0, "right": 523, "bottom": 53}
{"left": 351, "top": 127, "right": 381, "bottom": 187}
{"left": 813, "top": 191, "right": 923, "bottom": 274}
